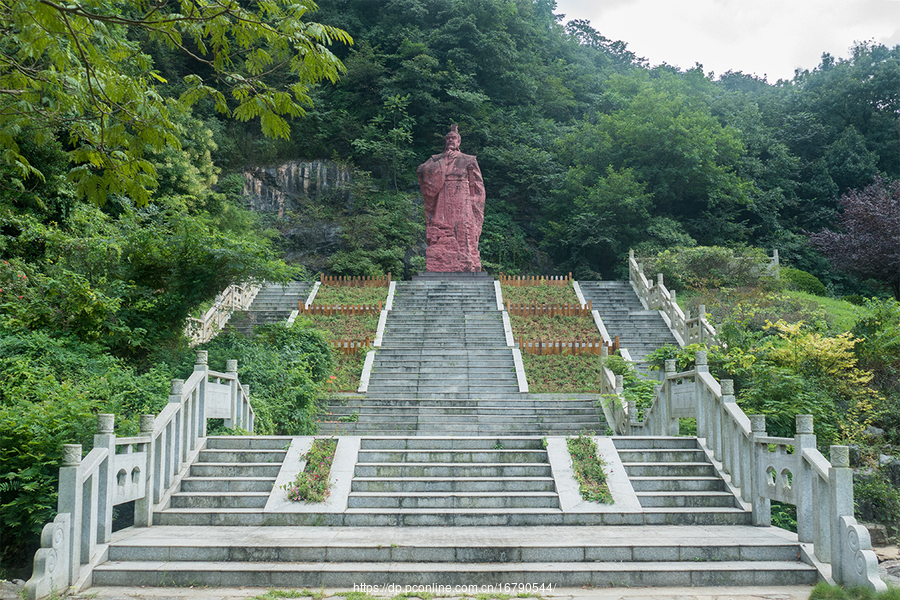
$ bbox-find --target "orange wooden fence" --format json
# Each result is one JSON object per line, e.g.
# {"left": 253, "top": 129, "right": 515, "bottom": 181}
{"left": 329, "top": 338, "right": 371, "bottom": 354}
{"left": 506, "top": 301, "right": 591, "bottom": 317}
{"left": 320, "top": 273, "right": 391, "bottom": 287}
{"left": 297, "top": 302, "right": 383, "bottom": 316}
{"left": 498, "top": 273, "right": 572, "bottom": 287}
{"left": 519, "top": 337, "right": 619, "bottom": 356}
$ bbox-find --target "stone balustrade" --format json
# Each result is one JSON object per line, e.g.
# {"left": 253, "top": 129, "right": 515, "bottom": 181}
{"left": 626, "top": 351, "right": 885, "bottom": 591}
{"left": 186, "top": 283, "right": 260, "bottom": 345}
{"left": 24, "top": 351, "right": 255, "bottom": 600}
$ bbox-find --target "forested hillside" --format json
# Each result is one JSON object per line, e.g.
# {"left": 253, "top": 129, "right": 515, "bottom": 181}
{"left": 202, "top": 0, "right": 897, "bottom": 293}
{"left": 1, "top": 0, "right": 899, "bottom": 575}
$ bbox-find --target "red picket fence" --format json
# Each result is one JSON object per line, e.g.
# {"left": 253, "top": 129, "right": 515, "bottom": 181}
{"left": 519, "top": 337, "right": 619, "bottom": 356}
{"left": 321, "top": 273, "right": 391, "bottom": 287}
{"left": 506, "top": 301, "right": 591, "bottom": 317}
{"left": 498, "top": 273, "right": 572, "bottom": 287}
{"left": 297, "top": 303, "right": 383, "bottom": 316}
{"left": 329, "top": 338, "right": 371, "bottom": 354}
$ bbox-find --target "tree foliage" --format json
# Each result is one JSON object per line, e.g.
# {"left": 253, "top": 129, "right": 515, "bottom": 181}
{"left": 810, "top": 177, "right": 900, "bottom": 298}
{"left": 0, "top": 0, "right": 351, "bottom": 205}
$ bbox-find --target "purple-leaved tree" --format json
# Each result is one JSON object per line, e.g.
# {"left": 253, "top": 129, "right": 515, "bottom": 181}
{"left": 810, "top": 177, "right": 900, "bottom": 298}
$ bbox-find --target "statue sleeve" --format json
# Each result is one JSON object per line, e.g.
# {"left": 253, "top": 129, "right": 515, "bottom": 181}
{"left": 417, "top": 158, "right": 443, "bottom": 223}
{"left": 468, "top": 158, "right": 485, "bottom": 234}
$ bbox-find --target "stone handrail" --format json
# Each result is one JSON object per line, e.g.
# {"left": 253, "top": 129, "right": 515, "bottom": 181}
{"left": 186, "top": 283, "right": 261, "bottom": 346}
{"left": 25, "top": 351, "right": 255, "bottom": 600}
{"left": 626, "top": 351, "right": 885, "bottom": 591}
{"left": 628, "top": 250, "right": 718, "bottom": 346}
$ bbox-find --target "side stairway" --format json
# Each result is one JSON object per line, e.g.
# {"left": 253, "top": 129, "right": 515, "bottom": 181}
{"left": 93, "top": 435, "right": 818, "bottom": 588}
{"left": 227, "top": 281, "right": 312, "bottom": 335}
{"left": 579, "top": 281, "right": 678, "bottom": 370}
{"left": 318, "top": 276, "right": 604, "bottom": 436}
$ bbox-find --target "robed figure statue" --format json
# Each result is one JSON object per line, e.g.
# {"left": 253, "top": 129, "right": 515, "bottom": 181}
{"left": 416, "top": 125, "right": 485, "bottom": 272}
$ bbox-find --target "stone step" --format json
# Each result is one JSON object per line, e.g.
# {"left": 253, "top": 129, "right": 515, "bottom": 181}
{"left": 621, "top": 463, "right": 719, "bottom": 477}
{"left": 355, "top": 449, "right": 548, "bottom": 463}
{"left": 629, "top": 477, "right": 726, "bottom": 492}
{"left": 197, "top": 449, "right": 286, "bottom": 463}
{"left": 206, "top": 437, "right": 294, "bottom": 450}
{"left": 179, "top": 477, "right": 275, "bottom": 493}
{"left": 350, "top": 477, "right": 556, "bottom": 492}
{"left": 189, "top": 463, "right": 282, "bottom": 478}
{"left": 634, "top": 491, "right": 739, "bottom": 508}
{"left": 103, "top": 525, "right": 806, "bottom": 563}
{"left": 170, "top": 492, "right": 269, "bottom": 509}
{"left": 153, "top": 508, "right": 753, "bottom": 527}
{"left": 346, "top": 492, "right": 561, "bottom": 509}
{"left": 616, "top": 449, "right": 709, "bottom": 463}
{"left": 353, "top": 462, "right": 553, "bottom": 478}
{"left": 613, "top": 437, "right": 701, "bottom": 449}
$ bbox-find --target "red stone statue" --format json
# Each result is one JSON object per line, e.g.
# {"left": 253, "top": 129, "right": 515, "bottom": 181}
{"left": 417, "top": 125, "right": 485, "bottom": 272}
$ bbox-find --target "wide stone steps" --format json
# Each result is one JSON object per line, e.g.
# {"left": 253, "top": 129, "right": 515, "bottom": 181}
{"left": 614, "top": 437, "right": 740, "bottom": 510}
{"left": 227, "top": 281, "right": 313, "bottom": 335}
{"left": 578, "top": 281, "right": 678, "bottom": 363}
{"left": 95, "top": 525, "right": 817, "bottom": 588}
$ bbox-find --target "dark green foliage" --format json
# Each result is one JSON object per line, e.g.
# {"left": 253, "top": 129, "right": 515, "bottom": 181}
{"left": 0, "top": 331, "right": 171, "bottom": 570}
{"left": 566, "top": 434, "right": 613, "bottom": 504}
{"left": 184, "top": 324, "right": 332, "bottom": 435}
{"left": 854, "top": 472, "right": 900, "bottom": 533}
{"left": 640, "top": 246, "right": 774, "bottom": 291}
{"left": 781, "top": 267, "right": 828, "bottom": 296}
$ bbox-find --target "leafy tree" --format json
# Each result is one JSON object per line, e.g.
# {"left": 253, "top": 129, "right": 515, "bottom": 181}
{"left": 0, "top": 0, "right": 351, "bottom": 205}
{"left": 810, "top": 177, "right": 900, "bottom": 298}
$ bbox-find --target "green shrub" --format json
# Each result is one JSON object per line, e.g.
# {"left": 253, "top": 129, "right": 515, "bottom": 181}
{"left": 782, "top": 267, "right": 827, "bottom": 296}
{"left": 285, "top": 438, "right": 337, "bottom": 503}
{"left": 640, "top": 245, "right": 773, "bottom": 291}
{"left": 841, "top": 294, "right": 867, "bottom": 306}
{"left": 186, "top": 323, "right": 332, "bottom": 435}
{"left": 0, "top": 330, "right": 171, "bottom": 571}
{"left": 566, "top": 434, "right": 612, "bottom": 504}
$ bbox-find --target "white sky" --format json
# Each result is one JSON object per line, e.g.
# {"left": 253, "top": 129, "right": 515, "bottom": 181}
{"left": 554, "top": 0, "right": 900, "bottom": 82}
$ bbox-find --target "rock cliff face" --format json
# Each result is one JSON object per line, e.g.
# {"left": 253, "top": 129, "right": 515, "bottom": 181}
{"left": 242, "top": 160, "right": 351, "bottom": 216}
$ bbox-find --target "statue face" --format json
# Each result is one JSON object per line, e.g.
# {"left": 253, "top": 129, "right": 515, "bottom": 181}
{"left": 445, "top": 134, "right": 461, "bottom": 153}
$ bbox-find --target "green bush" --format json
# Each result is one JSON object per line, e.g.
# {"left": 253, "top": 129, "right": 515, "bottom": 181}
{"left": 781, "top": 267, "right": 827, "bottom": 296}
{"left": 640, "top": 245, "right": 774, "bottom": 291}
{"left": 0, "top": 330, "right": 171, "bottom": 571}
{"left": 184, "top": 323, "right": 332, "bottom": 435}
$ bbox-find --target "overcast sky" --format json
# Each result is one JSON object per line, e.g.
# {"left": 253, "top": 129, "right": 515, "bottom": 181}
{"left": 554, "top": 0, "right": 900, "bottom": 82}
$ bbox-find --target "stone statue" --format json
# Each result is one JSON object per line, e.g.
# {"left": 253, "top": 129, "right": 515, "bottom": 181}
{"left": 416, "top": 125, "right": 485, "bottom": 272}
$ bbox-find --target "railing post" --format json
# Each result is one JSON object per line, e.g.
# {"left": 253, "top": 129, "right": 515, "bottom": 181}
{"left": 58, "top": 444, "right": 82, "bottom": 582}
{"left": 697, "top": 305, "right": 706, "bottom": 343}
{"left": 166, "top": 379, "right": 183, "bottom": 490}
{"left": 226, "top": 359, "right": 238, "bottom": 430}
{"left": 721, "top": 380, "right": 739, "bottom": 489}
{"left": 750, "top": 415, "right": 771, "bottom": 526}
{"left": 829, "top": 445, "right": 853, "bottom": 584}
{"left": 94, "top": 414, "right": 115, "bottom": 545}
{"left": 193, "top": 351, "right": 208, "bottom": 446}
{"left": 134, "top": 415, "right": 155, "bottom": 527}
{"left": 662, "top": 359, "right": 676, "bottom": 436}
{"left": 795, "top": 414, "right": 816, "bottom": 543}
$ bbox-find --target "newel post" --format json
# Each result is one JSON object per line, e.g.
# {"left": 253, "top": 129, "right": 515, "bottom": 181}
{"left": 58, "top": 444, "right": 82, "bottom": 581}
{"left": 225, "top": 359, "right": 238, "bottom": 430}
{"left": 829, "top": 445, "right": 853, "bottom": 584}
{"left": 134, "top": 415, "right": 155, "bottom": 527}
{"left": 721, "top": 380, "right": 739, "bottom": 486}
{"left": 662, "top": 359, "right": 676, "bottom": 436}
{"left": 697, "top": 305, "right": 706, "bottom": 343}
{"left": 795, "top": 414, "right": 816, "bottom": 543}
{"left": 750, "top": 415, "right": 771, "bottom": 526}
{"left": 94, "top": 414, "right": 115, "bottom": 544}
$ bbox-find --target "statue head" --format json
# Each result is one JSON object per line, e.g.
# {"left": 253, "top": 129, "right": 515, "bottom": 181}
{"left": 444, "top": 124, "right": 461, "bottom": 154}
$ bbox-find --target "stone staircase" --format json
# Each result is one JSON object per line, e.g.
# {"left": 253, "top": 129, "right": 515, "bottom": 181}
{"left": 614, "top": 437, "right": 745, "bottom": 514}
{"left": 579, "top": 280, "right": 678, "bottom": 369}
{"left": 226, "top": 281, "right": 312, "bottom": 335}
{"left": 318, "top": 275, "right": 605, "bottom": 436}
{"left": 93, "top": 434, "right": 818, "bottom": 588}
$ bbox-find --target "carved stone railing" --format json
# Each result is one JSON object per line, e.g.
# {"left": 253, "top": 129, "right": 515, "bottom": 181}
{"left": 626, "top": 351, "right": 885, "bottom": 591}
{"left": 25, "top": 351, "right": 255, "bottom": 600}
{"left": 628, "top": 250, "right": 718, "bottom": 346}
{"left": 186, "top": 283, "right": 261, "bottom": 346}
